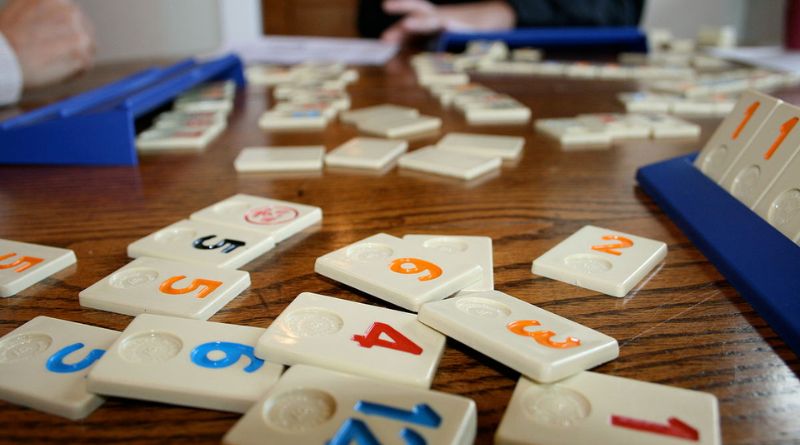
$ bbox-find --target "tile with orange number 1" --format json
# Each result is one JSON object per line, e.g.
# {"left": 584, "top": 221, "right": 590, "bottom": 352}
{"left": 531, "top": 226, "right": 667, "bottom": 297}
{"left": 0, "top": 239, "right": 76, "bottom": 297}
{"left": 79, "top": 257, "right": 250, "bottom": 320}
{"left": 314, "top": 233, "right": 484, "bottom": 312}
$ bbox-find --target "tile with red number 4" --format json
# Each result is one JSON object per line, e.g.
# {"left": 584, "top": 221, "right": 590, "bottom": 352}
{"left": 255, "top": 292, "right": 445, "bottom": 388}
{"left": 418, "top": 290, "right": 618, "bottom": 383}
{"left": 79, "top": 257, "right": 250, "bottom": 320}
{"left": 314, "top": 233, "right": 483, "bottom": 311}
{"left": 496, "top": 372, "right": 720, "bottom": 445}
{"left": 0, "top": 239, "right": 76, "bottom": 297}
{"left": 531, "top": 226, "right": 667, "bottom": 297}
{"left": 0, "top": 316, "right": 118, "bottom": 419}
{"left": 190, "top": 194, "right": 322, "bottom": 243}
{"left": 223, "top": 365, "right": 476, "bottom": 445}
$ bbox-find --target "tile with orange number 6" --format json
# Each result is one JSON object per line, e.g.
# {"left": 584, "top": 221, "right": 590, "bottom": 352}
{"left": 0, "top": 239, "right": 76, "bottom": 297}
{"left": 79, "top": 257, "right": 250, "bottom": 320}
{"left": 531, "top": 226, "right": 667, "bottom": 297}
{"left": 314, "top": 233, "right": 483, "bottom": 311}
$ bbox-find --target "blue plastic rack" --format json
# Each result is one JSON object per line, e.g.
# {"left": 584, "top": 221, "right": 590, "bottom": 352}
{"left": 436, "top": 27, "right": 648, "bottom": 53}
{"left": 0, "top": 53, "right": 245, "bottom": 166}
{"left": 637, "top": 153, "right": 800, "bottom": 355}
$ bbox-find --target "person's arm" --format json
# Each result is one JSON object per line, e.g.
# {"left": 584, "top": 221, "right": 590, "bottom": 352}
{"left": 0, "top": 32, "right": 22, "bottom": 106}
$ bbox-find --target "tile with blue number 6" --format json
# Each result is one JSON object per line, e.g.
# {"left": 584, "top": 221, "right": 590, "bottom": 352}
{"left": 190, "top": 194, "right": 322, "bottom": 243}
{"left": 418, "top": 291, "right": 618, "bottom": 383}
{"left": 256, "top": 292, "right": 445, "bottom": 388}
{"left": 0, "top": 239, "right": 76, "bottom": 297}
{"left": 223, "top": 364, "right": 476, "bottom": 445}
{"left": 87, "top": 314, "right": 283, "bottom": 412}
{"left": 403, "top": 234, "right": 493, "bottom": 292}
{"left": 314, "top": 233, "right": 483, "bottom": 312}
{"left": 532, "top": 225, "right": 667, "bottom": 298}
{"left": 79, "top": 257, "right": 250, "bottom": 320}
{"left": 0, "top": 316, "right": 118, "bottom": 419}
{"left": 127, "top": 219, "right": 275, "bottom": 269}
{"left": 496, "top": 372, "right": 720, "bottom": 445}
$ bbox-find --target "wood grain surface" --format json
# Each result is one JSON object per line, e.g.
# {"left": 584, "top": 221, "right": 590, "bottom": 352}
{"left": 0, "top": 54, "right": 798, "bottom": 445}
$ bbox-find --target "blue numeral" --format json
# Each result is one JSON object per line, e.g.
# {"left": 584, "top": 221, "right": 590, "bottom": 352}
{"left": 328, "top": 419, "right": 379, "bottom": 445}
{"left": 354, "top": 401, "right": 441, "bottom": 428}
{"left": 46, "top": 343, "right": 105, "bottom": 373}
{"left": 190, "top": 342, "right": 263, "bottom": 373}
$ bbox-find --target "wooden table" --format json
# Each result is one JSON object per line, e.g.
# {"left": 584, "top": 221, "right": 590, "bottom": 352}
{"left": 1, "top": 54, "right": 798, "bottom": 445}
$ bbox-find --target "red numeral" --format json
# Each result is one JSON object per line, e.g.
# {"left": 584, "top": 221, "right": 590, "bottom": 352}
{"left": 611, "top": 415, "right": 699, "bottom": 442}
{"left": 591, "top": 235, "right": 633, "bottom": 256}
{"left": 731, "top": 101, "right": 760, "bottom": 140}
{"left": 507, "top": 320, "right": 581, "bottom": 349}
{"left": 159, "top": 276, "right": 222, "bottom": 299}
{"left": 0, "top": 253, "right": 44, "bottom": 273}
{"left": 389, "top": 258, "right": 442, "bottom": 282}
{"left": 763, "top": 117, "right": 799, "bottom": 160}
{"left": 352, "top": 322, "right": 423, "bottom": 355}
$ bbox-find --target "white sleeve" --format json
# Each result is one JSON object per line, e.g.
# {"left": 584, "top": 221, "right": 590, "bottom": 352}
{"left": 0, "top": 32, "right": 22, "bottom": 106}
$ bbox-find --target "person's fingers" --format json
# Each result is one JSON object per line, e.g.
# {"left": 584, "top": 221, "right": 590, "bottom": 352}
{"left": 380, "top": 22, "right": 408, "bottom": 44}
{"left": 402, "top": 13, "right": 442, "bottom": 34}
{"left": 383, "top": 0, "right": 435, "bottom": 16}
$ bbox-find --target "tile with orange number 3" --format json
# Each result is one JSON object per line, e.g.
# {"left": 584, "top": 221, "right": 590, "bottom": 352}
{"left": 255, "top": 292, "right": 445, "bottom": 388}
{"left": 79, "top": 257, "right": 250, "bottom": 320}
{"left": 418, "top": 290, "right": 618, "bottom": 382}
{"left": 314, "top": 233, "right": 484, "bottom": 311}
{"left": 531, "top": 226, "right": 667, "bottom": 297}
{"left": 0, "top": 239, "right": 76, "bottom": 297}
{"left": 719, "top": 101, "right": 800, "bottom": 208}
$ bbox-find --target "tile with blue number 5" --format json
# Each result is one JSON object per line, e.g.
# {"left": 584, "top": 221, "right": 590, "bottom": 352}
{"left": 87, "top": 314, "right": 283, "bottom": 412}
{"left": 0, "top": 316, "right": 119, "bottom": 419}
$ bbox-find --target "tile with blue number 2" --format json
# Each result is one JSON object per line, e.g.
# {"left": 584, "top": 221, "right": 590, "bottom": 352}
{"left": 87, "top": 314, "right": 283, "bottom": 412}
{"left": 223, "top": 365, "right": 476, "bottom": 445}
{"left": 0, "top": 316, "right": 119, "bottom": 419}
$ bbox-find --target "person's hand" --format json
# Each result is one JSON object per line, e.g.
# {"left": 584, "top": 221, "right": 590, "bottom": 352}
{"left": 381, "top": 0, "right": 515, "bottom": 44}
{"left": 0, "top": 0, "right": 94, "bottom": 88}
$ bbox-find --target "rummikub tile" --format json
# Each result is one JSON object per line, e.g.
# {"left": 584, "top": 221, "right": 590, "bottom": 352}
{"left": 752, "top": 152, "right": 800, "bottom": 243}
{"left": 127, "top": 219, "right": 275, "bottom": 269}
{"left": 223, "top": 365, "right": 476, "bottom": 445}
{"left": 340, "top": 104, "right": 419, "bottom": 125}
{"left": 531, "top": 226, "right": 667, "bottom": 297}
{"left": 436, "top": 132, "right": 524, "bottom": 160}
{"left": 190, "top": 194, "right": 322, "bottom": 243}
{"left": 325, "top": 137, "right": 408, "bottom": 170}
{"left": 0, "top": 239, "right": 76, "bottom": 297}
{"left": 255, "top": 292, "right": 445, "bottom": 387}
{"left": 234, "top": 147, "right": 325, "bottom": 172}
{"left": 719, "top": 102, "right": 800, "bottom": 208}
{"left": 403, "top": 235, "right": 493, "bottom": 292}
{"left": 87, "top": 314, "right": 283, "bottom": 412}
{"left": 79, "top": 257, "right": 250, "bottom": 320}
{"left": 496, "top": 373, "right": 720, "bottom": 445}
{"left": 694, "top": 90, "right": 782, "bottom": 182}
{"left": 357, "top": 114, "right": 441, "bottom": 138}
{"left": 258, "top": 110, "right": 328, "bottom": 130}
{"left": 418, "top": 291, "right": 618, "bottom": 382}
{"left": 314, "top": 233, "right": 483, "bottom": 311}
{"left": 0, "top": 316, "right": 118, "bottom": 419}
{"left": 398, "top": 146, "right": 502, "bottom": 180}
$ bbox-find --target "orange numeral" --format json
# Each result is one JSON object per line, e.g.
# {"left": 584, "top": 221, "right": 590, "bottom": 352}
{"left": 507, "top": 320, "right": 581, "bottom": 349}
{"left": 731, "top": 101, "right": 760, "bottom": 140}
{"left": 389, "top": 258, "right": 442, "bottom": 281}
{"left": 591, "top": 235, "right": 634, "bottom": 256}
{"left": 0, "top": 253, "right": 44, "bottom": 273}
{"left": 159, "top": 276, "right": 222, "bottom": 299}
{"left": 763, "top": 117, "right": 799, "bottom": 160}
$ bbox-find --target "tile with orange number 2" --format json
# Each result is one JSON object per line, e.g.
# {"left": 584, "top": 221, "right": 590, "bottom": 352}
{"left": 531, "top": 226, "right": 667, "bottom": 297}
{"left": 79, "top": 257, "right": 250, "bottom": 320}
{"left": 256, "top": 292, "right": 445, "bottom": 387}
{"left": 0, "top": 239, "right": 76, "bottom": 297}
{"left": 314, "top": 233, "right": 484, "bottom": 311}
{"left": 418, "top": 290, "right": 618, "bottom": 382}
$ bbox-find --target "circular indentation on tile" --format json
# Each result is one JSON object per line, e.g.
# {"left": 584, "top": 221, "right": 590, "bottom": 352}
{"left": 263, "top": 389, "right": 336, "bottom": 432}
{"left": 345, "top": 243, "right": 393, "bottom": 262}
{"left": 283, "top": 308, "right": 343, "bottom": 337}
{"left": 154, "top": 227, "right": 196, "bottom": 243}
{"left": 455, "top": 297, "right": 512, "bottom": 318}
{"left": 563, "top": 254, "right": 613, "bottom": 273}
{"left": 119, "top": 331, "right": 182, "bottom": 364}
{"left": 213, "top": 201, "right": 249, "bottom": 215}
{"left": 768, "top": 188, "right": 800, "bottom": 229}
{"left": 0, "top": 333, "right": 52, "bottom": 363}
{"left": 109, "top": 267, "right": 159, "bottom": 289}
{"left": 522, "top": 386, "right": 591, "bottom": 427}
{"left": 701, "top": 145, "right": 727, "bottom": 175}
{"left": 731, "top": 165, "right": 760, "bottom": 201}
{"left": 422, "top": 237, "right": 469, "bottom": 253}
{"left": 244, "top": 205, "right": 299, "bottom": 225}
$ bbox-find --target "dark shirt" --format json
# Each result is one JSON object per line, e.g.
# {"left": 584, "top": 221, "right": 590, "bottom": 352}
{"left": 358, "top": 0, "right": 645, "bottom": 38}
